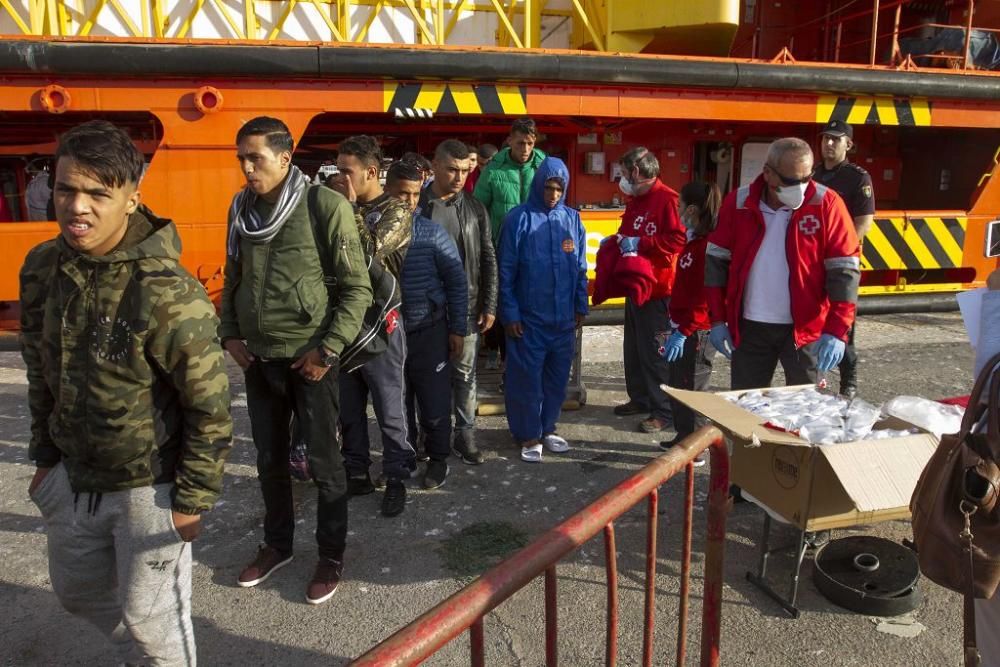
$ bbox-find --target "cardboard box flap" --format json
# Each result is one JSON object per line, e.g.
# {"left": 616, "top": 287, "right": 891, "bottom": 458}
{"left": 663, "top": 386, "right": 804, "bottom": 446}
{"left": 818, "top": 434, "right": 939, "bottom": 512}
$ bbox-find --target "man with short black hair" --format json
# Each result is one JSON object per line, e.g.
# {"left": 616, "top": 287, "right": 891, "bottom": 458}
{"left": 420, "top": 139, "right": 498, "bottom": 465}
{"left": 224, "top": 116, "right": 371, "bottom": 604}
{"left": 390, "top": 159, "right": 470, "bottom": 488}
{"left": 814, "top": 120, "right": 875, "bottom": 398}
{"left": 332, "top": 135, "right": 416, "bottom": 517}
{"left": 22, "top": 119, "right": 233, "bottom": 662}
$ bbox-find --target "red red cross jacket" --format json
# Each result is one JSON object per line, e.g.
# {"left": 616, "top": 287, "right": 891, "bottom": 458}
{"left": 704, "top": 175, "right": 861, "bottom": 348}
{"left": 615, "top": 179, "right": 685, "bottom": 299}
{"left": 668, "top": 234, "right": 711, "bottom": 336}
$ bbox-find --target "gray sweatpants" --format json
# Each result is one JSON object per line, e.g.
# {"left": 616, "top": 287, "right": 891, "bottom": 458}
{"left": 29, "top": 463, "right": 196, "bottom": 666}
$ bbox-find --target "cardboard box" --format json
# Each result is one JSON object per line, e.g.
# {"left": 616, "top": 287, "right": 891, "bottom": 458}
{"left": 665, "top": 385, "right": 940, "bottom": 531}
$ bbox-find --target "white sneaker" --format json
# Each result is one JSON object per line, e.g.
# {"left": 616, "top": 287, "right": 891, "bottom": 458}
{"left": 542, "top": 434, "right": 570, "bottom": 453}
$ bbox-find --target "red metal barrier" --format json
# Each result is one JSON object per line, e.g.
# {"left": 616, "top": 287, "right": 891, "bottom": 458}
{"left": 352, "top": 425, "right": 730, "bottom": 667}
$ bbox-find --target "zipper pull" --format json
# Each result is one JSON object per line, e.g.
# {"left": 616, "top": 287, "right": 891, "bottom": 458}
{"left": 340, "top": 236, "right": 352, "bottom": 273}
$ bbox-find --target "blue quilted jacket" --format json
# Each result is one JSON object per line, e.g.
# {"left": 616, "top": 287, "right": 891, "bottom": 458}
{"left": 400, "top": 215, "right": 469, "bottom": 336}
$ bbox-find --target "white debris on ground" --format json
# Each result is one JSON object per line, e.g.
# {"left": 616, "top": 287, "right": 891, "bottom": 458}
{"left": 872, "top": 614, "right": 927, "bottom": 638}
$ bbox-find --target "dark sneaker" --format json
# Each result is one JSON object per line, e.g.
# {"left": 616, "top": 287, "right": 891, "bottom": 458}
{"left": 237, "top": 545, "right": 293, "bottom": 588}
{"left": 413, "top": 430, "right": 430, "bottom": 463}
{"left": 347, "top": 473, "right": 375, "bottom": 496}
{"left": 382, "top": 478, "right": 407, "bottom": 517}
{"left": 453, "top": 432, "right": 485, "bottom": 465}
{"left": 613, "top": 401, "right": 646, "bottom": 416}
{"left": 423, "top": 460, "right": 449, "bottom": 489}
{"left": 305, "top": 557, "right": 343, "bottom": 605}
{"left": 659, "top": 435, "right": 706, "bottom": 467}
{"left": 639, "top": 417, "right": 670, "bottom": 433}
{"left": 658, "top": 435, "right": 682, "bottom": 452}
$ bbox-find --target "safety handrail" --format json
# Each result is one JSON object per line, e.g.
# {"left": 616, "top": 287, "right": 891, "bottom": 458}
{"left": 352, "top": 425, "right": 730, "bottom": 667}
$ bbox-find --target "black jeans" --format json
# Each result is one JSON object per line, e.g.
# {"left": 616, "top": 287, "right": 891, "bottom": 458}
{"left": 405, "top": 319, "right": 452, "bottom": 462}
{"left": 667, "top": 330, "right": 717, "bottom": 438}
{"left": 244, "top": 359, "right": 347, "bottom": 561}
{"left": 731, "top": 319, "right": 818, "bottom": 391}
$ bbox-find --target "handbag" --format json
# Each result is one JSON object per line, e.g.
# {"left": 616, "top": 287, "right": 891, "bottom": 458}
{"left": 911, "top": 351, "right": 1000, "bottom": 667}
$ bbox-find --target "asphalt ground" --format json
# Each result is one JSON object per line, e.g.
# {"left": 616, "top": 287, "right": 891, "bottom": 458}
{"left": 0, "top": 312, "right": 975, "bottom": 666}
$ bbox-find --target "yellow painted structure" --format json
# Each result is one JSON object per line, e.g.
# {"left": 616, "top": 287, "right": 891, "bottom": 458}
{"left": 570, "top": 0, "right": 740, "bottom": 55}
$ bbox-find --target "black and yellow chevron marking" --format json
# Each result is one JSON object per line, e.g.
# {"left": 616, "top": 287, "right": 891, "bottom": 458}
{"left": 862, "top": 216, "right": 966, "bottom": 271}
{"left": 817, "top": 95, "right": 931, "bottom": 126}
{"left": 383, "top": 83, "right": 527, "bottom": 116}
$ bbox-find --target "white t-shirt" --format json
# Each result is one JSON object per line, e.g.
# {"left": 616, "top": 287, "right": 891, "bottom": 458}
{"left": 742, "top": 200, "right": 793, "bottom": 324}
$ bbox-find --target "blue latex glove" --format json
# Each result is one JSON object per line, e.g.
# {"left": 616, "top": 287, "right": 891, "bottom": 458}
{"left": 709, "top": 323, "right": 734, "bottom": 360}
{"left": 660, "top": 330, "right": 687, "bottom": 363}
{"left": 815, "top": 333, "right": 846, "bottom": 372}
{"left": 618, "top": 236, "right": 640, "bottom": 254}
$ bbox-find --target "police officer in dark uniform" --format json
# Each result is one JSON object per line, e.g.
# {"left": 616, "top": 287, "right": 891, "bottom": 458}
{"left": 814, "top": 120, "right": 875, "bottom": 398}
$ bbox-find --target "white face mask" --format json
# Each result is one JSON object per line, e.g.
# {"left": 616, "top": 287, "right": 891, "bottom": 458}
{"left": 618, "top": 177, "right": 634, "bottom": 196}
{"left": 776, "top": 182, "right": 808, "bottom": 209}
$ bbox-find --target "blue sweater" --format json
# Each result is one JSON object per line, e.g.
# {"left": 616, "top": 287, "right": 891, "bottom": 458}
{"left": 401, "top": 215, "right": 469, "bottom": 335}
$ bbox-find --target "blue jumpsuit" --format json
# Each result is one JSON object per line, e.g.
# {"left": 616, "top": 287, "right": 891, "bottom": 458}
{"left": 499, "top": 158, "right": 590, "bottom": 443}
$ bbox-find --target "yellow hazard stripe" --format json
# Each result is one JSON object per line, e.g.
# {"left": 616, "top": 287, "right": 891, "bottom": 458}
{"left": 862, "top": 216, "right": 967, "bottom": 271}
{"left": 449, "top": 83, "right": 482, "bottom": 114}
{"left": 413, "top": 82, "right": 447, "bottom": 111}
{"left": 382, "top": 81, "right": 527, "bottom": 115}
{"left": 846, "top": 96, "right": 874, "bottom": 124}
{"left": 816, "top": 95, "right": 932, "bottom": 126}
{"left": 873, "top": 96, "right": 898, "bottom": 126}
{"left": 923, "top": 216, "right": 965, "bottom": 265}
{"left": 496, "top": 84, "right": 527, "bottom": 115}
{"left": 909, "top": 98, "right": 932, "bottom": 126}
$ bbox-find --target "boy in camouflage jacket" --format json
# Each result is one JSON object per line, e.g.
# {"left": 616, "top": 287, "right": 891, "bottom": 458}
{"left": 21, "top": 120, "right": 232, "bottom": 666}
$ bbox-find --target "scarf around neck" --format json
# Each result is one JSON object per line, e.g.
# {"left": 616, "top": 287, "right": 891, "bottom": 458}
{"left": 227, "top": 164, "right": 310, "bottom": 258}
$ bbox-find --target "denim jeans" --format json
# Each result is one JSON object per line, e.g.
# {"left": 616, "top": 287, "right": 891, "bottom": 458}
{"left": 451, "top": 326, "right": 480, "bottom": 432}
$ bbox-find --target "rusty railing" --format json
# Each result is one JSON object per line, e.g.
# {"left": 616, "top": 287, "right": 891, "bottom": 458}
{"left": 352, "top": 425, "right": 730, "bottom": 667}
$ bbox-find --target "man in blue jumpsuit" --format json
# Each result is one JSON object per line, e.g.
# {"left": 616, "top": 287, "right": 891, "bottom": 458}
{"left": 498, "top": 157, "right": 589, "bottom": 462}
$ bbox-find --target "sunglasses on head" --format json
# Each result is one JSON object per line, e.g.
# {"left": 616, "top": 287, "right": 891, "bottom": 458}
{"left": 767, "top": 163, "right": 813, "bottom": 186}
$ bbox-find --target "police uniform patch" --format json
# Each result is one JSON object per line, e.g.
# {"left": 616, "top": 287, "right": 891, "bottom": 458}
{"left": 562, "top": 238, "right": 575, "bottom": 253}
{"left": 862, "top": 184, "right": 872, "bottom": 198}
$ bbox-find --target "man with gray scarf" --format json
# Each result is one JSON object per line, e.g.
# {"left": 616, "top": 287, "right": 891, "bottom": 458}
{"left": 220, "top": 116, "right": 372, "bottom": 605}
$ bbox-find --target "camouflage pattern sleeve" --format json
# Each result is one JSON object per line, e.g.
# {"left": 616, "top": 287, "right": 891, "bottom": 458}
{"left": 147, "top": 274, "right": 233, "bottom": 514}
{"left": 18, "top": 243, "right": 62, "bottom": 468}
{"left": 218, "top": 238, "right": 242, "bottom": 342}
{"left": 317, "top": 190, "right": 373, "bottom": 356}
{"left": 368, "top": 198, "right": 413, "bottom": 278}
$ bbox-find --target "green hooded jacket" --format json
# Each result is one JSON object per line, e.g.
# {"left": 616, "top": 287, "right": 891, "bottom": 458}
{"left": 20, "top": 208, "right": 233, "bottom": 514}
{"left": 473, "top": 146, "right": 546, "bottom": 246}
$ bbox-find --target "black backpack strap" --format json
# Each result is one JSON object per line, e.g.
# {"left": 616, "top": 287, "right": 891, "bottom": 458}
{"left": 305, "top": 185, "right": 336, "bottom": 281}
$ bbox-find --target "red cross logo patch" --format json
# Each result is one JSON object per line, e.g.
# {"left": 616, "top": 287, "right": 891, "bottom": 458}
{"left": 679, "top": 252, "right": 694, "bottom": 269}
{"left": 632, "top": 213, "right": 646, "bottom": 231}
{"left": 798, "top": 215, "right": 821, "bottom": 236}
{"left": 645, "top": 221, "right": 658, "bottom": 235}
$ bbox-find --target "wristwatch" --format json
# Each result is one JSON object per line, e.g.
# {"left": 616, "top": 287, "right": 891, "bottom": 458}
{"left": 319, "top": 347, "right": 340, "bottom": 368}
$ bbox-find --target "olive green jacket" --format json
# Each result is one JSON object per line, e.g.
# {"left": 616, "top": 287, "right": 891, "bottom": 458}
{"left": 220, "top": 185, "right": 373, "bottom": 358}
{"left": 20, "top": 208, "right": 233, "bottom": 514}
